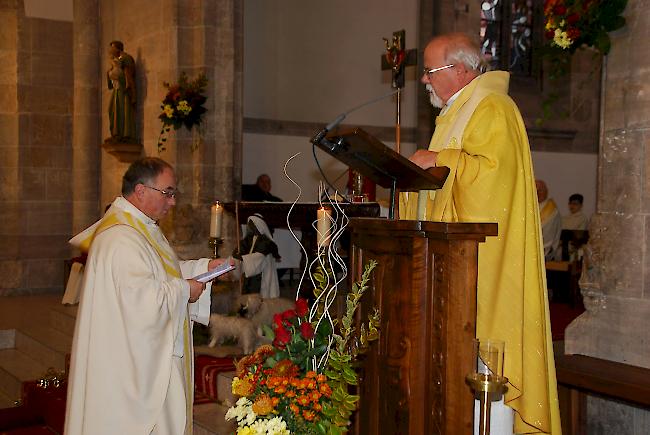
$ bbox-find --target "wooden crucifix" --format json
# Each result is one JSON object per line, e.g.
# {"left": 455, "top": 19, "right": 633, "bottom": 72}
{"left": 381, "top": 29, "right": 417, "bottom": 154}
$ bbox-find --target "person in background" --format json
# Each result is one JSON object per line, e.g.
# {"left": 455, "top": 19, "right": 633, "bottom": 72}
{"left": 242, "top": 173, "right": 283, "bottom": 202}
{"left": 537, "top": 179, "right": 562, "bottom": 261}
{"left": 562, "top": 193, "right": 589, "bottom": 230}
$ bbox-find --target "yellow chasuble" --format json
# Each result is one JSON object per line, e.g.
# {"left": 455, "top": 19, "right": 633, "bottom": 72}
{"left": 65, "top": 197, "right": 196, "bottom": 435}
{"left": 400, "top": 72, "right": 561, "bottom": 434}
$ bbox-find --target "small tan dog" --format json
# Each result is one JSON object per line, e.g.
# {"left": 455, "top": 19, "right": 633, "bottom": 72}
{"left": 208, "top": 313, "right": 257, "bottom": 354}
{"left": 238, "top": 294, "right": 297, "bottom": 329}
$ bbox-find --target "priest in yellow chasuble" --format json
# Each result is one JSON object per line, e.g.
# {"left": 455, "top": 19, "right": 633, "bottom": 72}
{"left": 400, "top": 33, "right": 561, "bottom": 435}
{"left": 65, "top": 158, "right": 229, "bottom": 435}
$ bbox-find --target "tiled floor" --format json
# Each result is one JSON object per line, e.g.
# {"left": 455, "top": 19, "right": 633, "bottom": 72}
{"left": 0, "top": 293, "right": 63, "bottom": 332}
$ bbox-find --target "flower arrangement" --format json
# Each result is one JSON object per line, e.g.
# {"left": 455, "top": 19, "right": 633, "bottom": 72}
{"left": 544, "top": 0, "right": 627, "bottom": 55}
{"left": 538, "top": 0, "right": 627, "bottom": 123}
{"left": 157, "top": 72, "right": 208, "bottom": 152}
{"left": 226, "top": 261, "right": 380, "bottom": 435}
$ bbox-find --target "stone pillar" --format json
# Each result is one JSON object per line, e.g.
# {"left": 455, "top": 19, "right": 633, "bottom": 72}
{"left": 565, "top": 1, "right": 650, "bottom": 433}
{"left": 72, "top": 0, "right": 101, "bottom": 233}
{"left": 0, "top": 1, "right": 21, "bottom": 295}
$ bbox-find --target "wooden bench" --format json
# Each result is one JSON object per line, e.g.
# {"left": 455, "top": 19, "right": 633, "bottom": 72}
{"left": 554, "top": 343, "right": 650, "bottom": 434}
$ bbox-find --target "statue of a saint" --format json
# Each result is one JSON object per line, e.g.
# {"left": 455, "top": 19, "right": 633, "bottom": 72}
{"left": 106, "top": 40, "right": 136, "bottom": 143}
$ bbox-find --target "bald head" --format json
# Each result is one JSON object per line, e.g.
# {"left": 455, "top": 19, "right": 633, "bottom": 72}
{"left": 421, "top": 33, "right": 483, "bottom": 107}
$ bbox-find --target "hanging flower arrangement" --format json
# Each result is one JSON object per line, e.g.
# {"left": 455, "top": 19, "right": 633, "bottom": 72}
{"left": 538, "top": 0, "right": 627, "bottom": 123}
{"left": 543, "top": 0, "right": 627, "bottom": 55}
{"left": 226, "top": 261, "right": 381, "bottom": 435}
{"left": 157, "top": 72, "right": 208, "bottom": 152}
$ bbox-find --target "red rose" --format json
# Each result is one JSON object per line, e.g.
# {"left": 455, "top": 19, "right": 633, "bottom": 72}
{"left": 295, "top": 298, "right": 309, "bottom": 317}
{"left": 567, "top": 13, "right": 579, "bottom": 25}
{"left": 300, "top": 322, "right": 315, "bottom": 340}
{"left": 553, "top": 4, "right": 567, "bottom": 15}
{"left": 273, "top": 313, "right": 284, "bottom": 328}
{"left": 274, "top": 325, "right": 292, "bottom": 349}
{"left": 545, "top": 29, "right": 556, "bottom": 40}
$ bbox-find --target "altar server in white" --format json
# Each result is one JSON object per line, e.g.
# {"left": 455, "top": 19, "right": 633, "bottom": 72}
{"left": 64, "top": 157, "right": 229, "bottom": 435}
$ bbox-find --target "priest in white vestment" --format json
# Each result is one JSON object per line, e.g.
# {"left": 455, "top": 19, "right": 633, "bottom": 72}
{"left": 64, "top": 157, "right": 229, "bottom": 435}
{"left": 536, "top": 180, "right": 562, "bottom": 261}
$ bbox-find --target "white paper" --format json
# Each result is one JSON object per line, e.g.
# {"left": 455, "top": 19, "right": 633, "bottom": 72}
{"left": 192, "top": 260, "right": 235, "bottom": 283}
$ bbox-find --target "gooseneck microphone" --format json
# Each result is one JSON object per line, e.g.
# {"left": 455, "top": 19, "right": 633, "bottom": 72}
{"left": 310, "top": 89, "right": 399, "bottom": 147}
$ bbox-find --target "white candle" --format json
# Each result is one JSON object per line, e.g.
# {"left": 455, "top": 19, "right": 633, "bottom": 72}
{"left": 317, "top": 207, "right": 331, "bottom": 246}
{"left": 210, "top": 202, "right": 223, "bottom": 238}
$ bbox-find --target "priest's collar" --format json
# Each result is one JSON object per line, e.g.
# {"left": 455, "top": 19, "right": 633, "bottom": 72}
{"left": 114, "top": 196, "right": 157, "bottom": 225}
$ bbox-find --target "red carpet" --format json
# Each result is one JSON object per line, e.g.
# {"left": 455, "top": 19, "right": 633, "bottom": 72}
{"left": 549, "top": 302, "right": 585, "bottom": 341}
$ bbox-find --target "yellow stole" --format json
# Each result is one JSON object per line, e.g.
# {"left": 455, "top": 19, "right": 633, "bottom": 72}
{"left": 539, "top": 199, "right": 558, "bottom": 225}
{"left": 75, "top": 208, "right": 194, "bottom": 434}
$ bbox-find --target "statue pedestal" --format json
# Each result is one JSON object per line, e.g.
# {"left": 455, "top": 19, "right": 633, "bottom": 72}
{"left": 101, "top": 139, "right": 142, "bottom": 163}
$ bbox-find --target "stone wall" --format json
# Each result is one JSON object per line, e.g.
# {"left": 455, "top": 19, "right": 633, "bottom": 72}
{"left": 564, "top": 0, "right": 650, "bottom": 433}
{"left": 0, "top": 0, "right": 73, "bottom": 295}
{"left": 96, "top": 0, "right": 242, "bottom": 259}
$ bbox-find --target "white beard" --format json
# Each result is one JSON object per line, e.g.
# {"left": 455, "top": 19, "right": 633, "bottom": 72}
{"left": 426, "top": 84, "right": 444, "bottom": 109}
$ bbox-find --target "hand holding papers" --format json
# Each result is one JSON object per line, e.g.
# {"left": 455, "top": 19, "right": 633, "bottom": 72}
{"left": 193, "top": 258, "right": 235, "bottom": 283}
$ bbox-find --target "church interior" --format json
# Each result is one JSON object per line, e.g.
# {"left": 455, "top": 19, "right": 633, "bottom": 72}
{"left": 1, "top": 0, "right": 649, "bottom": 434}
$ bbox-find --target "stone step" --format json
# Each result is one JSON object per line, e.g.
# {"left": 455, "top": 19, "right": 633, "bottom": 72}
{"left": 217, "top": 370, "right": 236, "bottom": 405}
{"left": 50, "top": 304, "right": 78, "bottom": 337}
{"left": 0, "top": 348, "right": 49, "bottom": 400}
{"left": 193, "top": 402, "right": 237, "bottom": 435}
{"left": 14, "top": 326, "right": 71, "bottom": 371}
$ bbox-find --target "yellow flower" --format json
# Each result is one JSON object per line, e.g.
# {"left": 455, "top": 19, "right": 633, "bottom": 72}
{"left": 163, "top": 104, "right": 174, "bottom": 118}
{"left": 177, "top": 100, "right": 192, "bottom": 114}
{"left": 237, "top": 427, "right": 255, "bottom": 435}
{"left": 553, "top": 28, "right": 572, "bottom": 49}
{"left": 232, "top": 376, "right": 254, "bottom": 396}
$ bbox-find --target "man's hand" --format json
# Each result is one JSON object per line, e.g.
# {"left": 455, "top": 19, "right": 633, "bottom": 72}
{"left": 188, "top": 279, "right": 206, "bottom": 303}
{"left": 207, "top": 257, "right": 235, "bottom": 270}
{"left": 409, "top": 149, "right": 438, "bottom": 170}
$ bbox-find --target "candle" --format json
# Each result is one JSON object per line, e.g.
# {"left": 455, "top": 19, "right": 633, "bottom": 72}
{"left": 210, "top": 202, "right": 223, "bottom": 238}
{"left": 317, "top": 207, "right": 332, "bottom": 246}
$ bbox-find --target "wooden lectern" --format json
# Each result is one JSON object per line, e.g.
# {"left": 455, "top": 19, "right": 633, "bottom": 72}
{"left": 319, "top": 129, "right": 498, "bottom": 434}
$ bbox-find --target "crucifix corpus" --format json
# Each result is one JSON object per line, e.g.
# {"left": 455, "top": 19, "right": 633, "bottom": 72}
{"left": 381, "top": 29, "right": 417, "bottom": 154}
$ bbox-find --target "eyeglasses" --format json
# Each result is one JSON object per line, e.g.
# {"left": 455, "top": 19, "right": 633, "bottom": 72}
{"left": 144, "top": 185, "right": 178, "bottom": 199}
{"left": 423, "top": 64, "right": 455, "bottom": 76}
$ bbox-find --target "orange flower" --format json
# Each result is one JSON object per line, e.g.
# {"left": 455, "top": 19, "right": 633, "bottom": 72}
{"left": 252, "top": 394, "right": 274, "bottom": 416}
{"left": 302, "top": 409, "right": 317, "bottom": 421}
{"left": 270, "top": 359, "right": 299, "bottom": 378}
{"left": 306, "top": 371, "right": 317, "bottom": 378}
{"left": 316, "top": 374, "right": 327, "bottom": 383}
{"left": 297, "top": 395, "right": 311, "bottom": 406}
{"left": 271, "top": 397, "right": 280, "bottom": 407}
{"left": 286, "top": 390, "right": 296, "bottom": 398}
{"left": 310, "top": 391, "right": 322, "bottom": 402}
{"left": 274, "top": 385, "right": 286, "bottom": 394}
{"left": 306, "top": 380, "right": 317, "bottom": 390}
{"left": 289, "top": 403, "right": 300, "bottom": 414}
{"left": 319, "top": 383, "right": 332, "bottom": 397}
{"left": 313, "top": 402, "right": 322, "bottom": 412}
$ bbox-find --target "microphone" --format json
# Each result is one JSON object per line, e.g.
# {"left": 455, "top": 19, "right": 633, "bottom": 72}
{"left": 310, "top": 89, "right": 399, "bottom": 146}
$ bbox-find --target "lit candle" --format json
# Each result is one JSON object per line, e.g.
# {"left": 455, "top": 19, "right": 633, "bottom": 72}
{"left": 316, "top": 207, "right": 331, "bottom": 246}
{"left": 210, "top": 202, "right": 223, "bottom": 238}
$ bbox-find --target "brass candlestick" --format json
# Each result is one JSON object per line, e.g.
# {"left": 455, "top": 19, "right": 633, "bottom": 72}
{"left": 466, "top": 339, "right": 508, "bottom": 435}
{"left": 209, "top": 237, "right": 223, "bottom": 259}
{"left": 465, "top": 373, "right": 508, "bottom": 435}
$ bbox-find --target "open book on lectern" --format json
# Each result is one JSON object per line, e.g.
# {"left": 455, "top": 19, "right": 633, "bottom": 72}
{"left": 319, "top": 128, "right": 449, "bottom": 192}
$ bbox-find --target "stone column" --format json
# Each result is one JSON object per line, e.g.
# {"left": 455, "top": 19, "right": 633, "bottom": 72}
{"left": 565, "top": 1, "right": 650, "bottom": 432}
{"left": 72, "top": 0, "right": 101, "bottom": 233}
{"left": 0, "top": 1, "right": 21, "bottom": 294}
